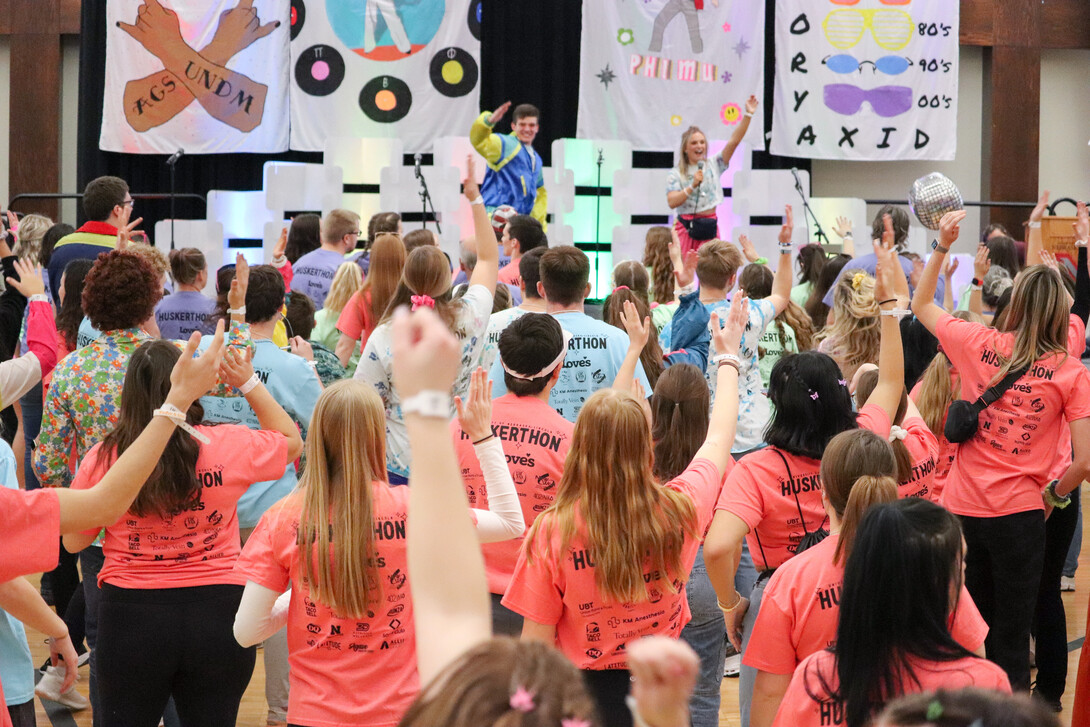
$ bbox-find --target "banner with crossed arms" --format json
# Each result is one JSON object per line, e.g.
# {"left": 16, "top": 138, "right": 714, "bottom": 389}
{"left": 100, "top": 0, "right": 291, "bottom": 154}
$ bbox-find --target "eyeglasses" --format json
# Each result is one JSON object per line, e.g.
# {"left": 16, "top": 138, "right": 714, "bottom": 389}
{"left": 823, "top": 84, "right": 913, "bottom": 118}
{"left": 822, "top": 54, "right": 912, "bottom": 76}
{"left": 823, "top": 8, "right": 914, "bottom": 51}
{"left": 121, "top": 198, "right": 134, "bottom": 207}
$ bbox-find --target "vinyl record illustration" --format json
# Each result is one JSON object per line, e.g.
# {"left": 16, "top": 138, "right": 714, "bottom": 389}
{"left": 290, "top": 0, "right": 306, "bottom": 40}
{"left": 467, "top": 0, "right": 482, "bottom": 40}
{"left": 359, "top": 76, "right": 412, "bottom": 122}
{"left": 295, "top": 45, "right": 346, "bottom": 96}
{"left": 429, "top": 47, "right": 478, "bottom": 97}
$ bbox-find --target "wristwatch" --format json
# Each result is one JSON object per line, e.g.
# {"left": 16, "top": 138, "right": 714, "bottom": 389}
{"left": 931, "top": 240, "right": 949, "bottom": 254}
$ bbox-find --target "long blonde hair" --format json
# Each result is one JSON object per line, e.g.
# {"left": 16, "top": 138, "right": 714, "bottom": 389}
{"left": 991, "top": 265, "right": 1070, "bottom": 382}
{"left": 323, "top": 262, "right": 363, "bottom": 316}
{"left": 14, "top": 213, "right": 52, "bottom": 261}
{"left": 817, "top": 269, "right": 879, "bottom": 379}
{"left": 296, "top": 380, "right": 388, "bottom": 618}
{"left": 915, "top": 311, "right": 983, "bottom": 434}
{"left": 524, "top": 389, "right": 698, "bottom": 603}
{"left": 676, "top": 126, "right": 705, "bottom": 179}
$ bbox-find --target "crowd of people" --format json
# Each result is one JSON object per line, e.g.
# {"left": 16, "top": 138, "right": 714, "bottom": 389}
{"left": 0, "top": 102, "right": 1087, "bottom": 727}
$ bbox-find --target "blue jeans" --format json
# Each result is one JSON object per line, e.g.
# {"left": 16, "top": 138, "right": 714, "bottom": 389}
{"left": 81, "top": 546, "right": 105, "bottom": 727}
{"left": 738, "top": 574, "right": 769, "bottom": 727}
{"left": 680, "top": 546, "right": 725, "bottom": 727}
{"left": 1064, "top": 496, "right": 1082, "bottom": 578}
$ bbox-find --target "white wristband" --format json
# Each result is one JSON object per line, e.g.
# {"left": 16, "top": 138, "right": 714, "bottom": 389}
{"left": 228, "top": 306, "right": 246, "bottom": 315}
{"left": 1029, "top": 221, "right": 1042, "bottom": 229}
{"left": 880, "top": 309, "right": 912, "bottom": 319}
{"left": 28, "top": 294, "right": 49, "bottom": 303}
{"left": 153, "top": 403, "right": 210, "bottom": 444}
{"left": 744, "top": 112, "right": 754, "bottom": 118}
{"left": 469, "top": 196, "right": 485, "bottom": 206}
{"left": 402, "top": 390, "right": 451, "bottom": 419}
{"left": 239, "top": 374, "right": 261, "bottom": 395}
{"left": 712, "top": 353, "right": 741, "bottom": 367}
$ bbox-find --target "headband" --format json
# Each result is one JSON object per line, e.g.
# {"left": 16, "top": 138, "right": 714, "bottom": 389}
{"left": 501, "top": 329, "right": 573, "bottom": 380}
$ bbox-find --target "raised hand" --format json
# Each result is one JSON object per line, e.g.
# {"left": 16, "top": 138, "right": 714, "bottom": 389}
{"left": 228, "top": 252, "right": 249, "bottom": 313}
{"left": 711, "top": 296, "right": 748, "bottom": 356}
{"left": 391, "top": 307, "right": 461, "bottom": 400}
{"left": 116, "top": 203, "right": 144, "bottom": 252}
{"left": 463, "top": 154, "right": 481, "bottom": 202}
{"left": 5, "top": 258, "right": 46, "bottom": 298}
{"left": 738, "top": 234, "right": 759, "bottom": 264}
{"left": 744, "top": 95, "right": 759, "bottom": 116}
{"left": 1039, "top": 249, "right": 1061, "bottom": 273}
{"left": 832, "top": 215, "right": 853, "bottom": 240}
{"left": 1030, "top": 190, "right": 1050, "bottom": 225}
{"left": 619, "top": 299, "right": 651, "bottom": 352}
{"left": 778, "top": 205, "right": 794, "bottom": 246}
{"left": 628, "top": 637, "right": 700, "bottom": 727}
{"left": 167, "top": 321, "right": 227, "bottom": 407}
{"left": 1074, "top": 200, "right": 1089, "bottom": 244}
{"left": 942, "top": 256, "right": 959, "bottom": 279}
{"left": 273, "top": 226, "right": 288, "bottom": 260}
{"left": 487, "top": 101, "right": 512, "bottom": 126}
{"left": 973, "top": 244, "right": 991, "bottom": 280}
{"left": 219, "top": 346, "right": 255, "bottom": 389}
{"left": 938, "top": 210, "right": 967, "bottom": 250}
{"left": 454, "top": 367, "right": 493, "bottom": 442}
{"left": 117, "top": 0, "right": 188, "bottom": 62}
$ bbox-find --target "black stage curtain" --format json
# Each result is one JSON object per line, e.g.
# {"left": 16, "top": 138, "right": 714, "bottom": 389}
{"left": 76, "top": 0, "right": 803, "bottom": 235}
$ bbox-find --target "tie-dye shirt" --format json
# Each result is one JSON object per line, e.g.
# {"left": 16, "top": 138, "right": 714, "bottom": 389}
{"left": 354, "top": 284, "right": 493, "bottom": 478}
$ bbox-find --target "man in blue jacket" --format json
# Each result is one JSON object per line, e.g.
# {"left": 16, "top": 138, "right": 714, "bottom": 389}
{"left": 470, "top": 101, "right": 547, "bottom": 228}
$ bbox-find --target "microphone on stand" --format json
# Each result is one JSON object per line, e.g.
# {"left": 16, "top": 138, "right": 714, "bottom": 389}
{"left": 414, "top": 153, "right": 423, "bottom": 180}
{"left": 166, "top": 148, "right": 185, "bottom": 166}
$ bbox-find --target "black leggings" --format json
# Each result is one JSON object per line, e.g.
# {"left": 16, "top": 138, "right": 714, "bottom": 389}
{"left": 96, "top": 583, "right": 255, "bottom": 727}
{"left": 1034, "top": 487, "right": 1081, "bottom": 700}
{"left": 582, "top": 669, "right": 633, "bottom": 727}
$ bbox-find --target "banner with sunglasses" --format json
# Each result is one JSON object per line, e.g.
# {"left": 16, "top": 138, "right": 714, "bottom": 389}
{"left": 770, "top": 0, "right": 959, "bottom": 161}
{"left": 576, "top": 0, "right": 766, "bottom": 151}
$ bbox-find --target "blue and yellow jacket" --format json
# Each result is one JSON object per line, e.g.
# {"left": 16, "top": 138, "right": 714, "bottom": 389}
{"left": 470, "top": 111, "right": 547, "bottom": 228}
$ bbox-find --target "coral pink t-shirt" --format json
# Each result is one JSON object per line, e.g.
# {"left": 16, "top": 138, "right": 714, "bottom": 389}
{"left": 72, "top": 425, "right": 288, "bottom": 589}
{"left": 773, "top": 649, "right": 1010, "bottom": 726}
{"left": 895, "top": 416, "right": 940, "bottom": 500}
{"left": 743, "top": 534, "right": 988, "bottom": 675}
{"left": 451, "top": 393, "right": 573, "bottom": 594}
{"left": 497, "top": 259, "right": 521, "bottom": 286}
{"left": 503, "top": 457, "right": 726, "bottom": 670}
{"left": 234, "top": 486, "right": 417, "bottom": 727}
{"left": 336, "top": 290, "right": 376, "bottom": 344}
{"left": 934, "top": 314, "right": 1090, "bottom": 517}
{"left": 909, "top": 378, "right": 956, "bottom": 502}
{"left": 715, "top": 405, "right": 890, "bottom": 571}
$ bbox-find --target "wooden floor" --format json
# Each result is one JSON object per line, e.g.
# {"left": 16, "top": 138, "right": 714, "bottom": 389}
{"left": 24, "top": 486, "right": 1090, "bottom": 726}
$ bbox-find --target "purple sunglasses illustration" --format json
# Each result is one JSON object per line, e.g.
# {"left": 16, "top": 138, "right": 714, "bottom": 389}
{"left": 823, "top": 84, "right": 913, "bottom": 117}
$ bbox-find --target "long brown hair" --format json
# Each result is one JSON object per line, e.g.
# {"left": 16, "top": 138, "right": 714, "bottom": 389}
{"left": 98, "top": 340, "right": 203, "bottom": 518}
{"left": 739, "top": 265, "right": 816, "bottom": 353}
{"left": 854, "top": 369, "right": 912, "bottom": 484}
{"left": 990, "top": 265, "right": 1070, "bottom": 383}
{"left": 382, "top": 245, "right": 463, "bottom": 335}
{"left": 642, "top": 227, "right": 675, "bottom": 306}
{"left": 399, "top": 638, "right": 598, "bottom": 727}
{"left": 650, "top": 364, "right": 709, "bottom": 483}
{"left": 296, "top": 380, "right": 388, "bottom": 619}
{"left": 361, "top": 233, "right": 406, "bottom": 324}
{"left": 602, "top": 287, "right": 664, "bottom": 389}
{"left": 820, "top": 429, "right": 898, "bottom": 565}
{"left": 525, "top": 389, "right": 698, "bottom": 603}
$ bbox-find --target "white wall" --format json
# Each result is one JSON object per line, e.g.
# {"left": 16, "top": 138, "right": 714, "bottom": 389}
{"left": 0, "top": 38, "right": 9, "bottom": 209}
{"left": 811, "top": 47, "right": 984, "bottom": 251}
{"left": 1039, "top": 49, "right": 1090, "bottom": 212}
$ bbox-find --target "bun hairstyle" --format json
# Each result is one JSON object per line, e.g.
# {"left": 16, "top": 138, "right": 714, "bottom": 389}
{"left": 819, "top": 429, "right": 898, "bottom": 565}
{"left": 168, "top": 247, "right": 207, "bottom": 287}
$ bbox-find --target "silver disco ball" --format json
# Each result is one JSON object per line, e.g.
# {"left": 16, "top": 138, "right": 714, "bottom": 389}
{"left": 908, "top": 173, "right": 964, "bottom": 230}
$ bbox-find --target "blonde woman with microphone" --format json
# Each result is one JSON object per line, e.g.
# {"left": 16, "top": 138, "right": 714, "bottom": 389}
{"left": 666, "top": 95, "right": 758, "bottom": 254}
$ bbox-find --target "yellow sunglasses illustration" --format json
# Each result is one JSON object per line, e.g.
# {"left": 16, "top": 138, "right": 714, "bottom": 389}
{"left": 823, "top": 8, "right": 915, "bottom": 52}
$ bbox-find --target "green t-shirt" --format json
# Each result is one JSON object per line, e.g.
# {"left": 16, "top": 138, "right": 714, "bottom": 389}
{"left": 757, "top": 320, "right": 799, "bottom": 388}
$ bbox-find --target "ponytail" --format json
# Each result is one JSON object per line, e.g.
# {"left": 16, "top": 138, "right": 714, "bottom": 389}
{"left": 915, "top": 352, "right": 956, "bottom": 436}
{"left": 888, "top": 427, "right": 914, "bottom": 485}
{"left": 834, "top": 474, "right": 897, "bottom": 565}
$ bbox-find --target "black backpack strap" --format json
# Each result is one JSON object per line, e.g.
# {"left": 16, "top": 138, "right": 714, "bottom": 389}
{"left": 973, "top": 366, "right": 1030, "bottom": 411}
{"left": 771, "top": 448, "right": 809, "bottom": 537}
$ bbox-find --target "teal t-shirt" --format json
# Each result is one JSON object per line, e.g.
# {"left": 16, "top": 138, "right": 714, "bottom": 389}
{"left": 0, "top": 440, "right": 33, "bottom": 706}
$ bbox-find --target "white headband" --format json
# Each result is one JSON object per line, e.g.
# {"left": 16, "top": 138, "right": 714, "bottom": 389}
{"left": 501, "top": 329, "right": 573, "bottom": 380}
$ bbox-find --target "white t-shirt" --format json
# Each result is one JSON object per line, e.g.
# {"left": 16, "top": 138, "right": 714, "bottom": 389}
{"left": 479, "top": 306, "right": 532, "bottom": 374}
{"left": 355, "top": 285, "right": 493, "bottom": 478}
{"left": 665, "top": 155, "right": 729, "bottom": 215}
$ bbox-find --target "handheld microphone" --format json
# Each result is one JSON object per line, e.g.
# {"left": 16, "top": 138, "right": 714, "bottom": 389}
{"left": 414, "top": 153, "right": 422, "bottom": 180}
{"left": 166, "top": 148, "right": 184, "bottom": 165}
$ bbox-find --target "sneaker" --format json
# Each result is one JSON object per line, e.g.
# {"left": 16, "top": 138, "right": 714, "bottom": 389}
{"left": 1032, "top": 689, "right": 1063, "bottom": 713}
{"left": 1062, "top": 576, "right": 1076, "bottom": 592}
{"left": 35, "top": 666, "right": 89, "bottom": 711}
{"left": 724, "top": 642, "right": 741, "bottom": 678}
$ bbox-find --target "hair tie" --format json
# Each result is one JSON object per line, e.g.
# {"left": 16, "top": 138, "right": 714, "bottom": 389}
{"left": 889, "top": 425, "right": 908, "bottom": 442}
{"left": 612, "top": 285, "right": 630, "bottom": 294}
{"left": 562, "top": 720, "right": 592, "bottom": 727}
{"left": 925, "top": 700, "right": 944, "bottom": 721}
{"left": 509, "top": 686, "right": 536, "bottom": 713}
{"left": 851, "top": 271, "right": 865, "bottom": 291}
{"left": 410, "top": 294, "right": 436, "bottom": 311}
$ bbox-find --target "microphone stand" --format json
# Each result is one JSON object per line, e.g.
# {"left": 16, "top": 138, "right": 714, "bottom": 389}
{"left": 166, "top": 153, "right": 181, "bottom": 249}
{"left": 594, "top": 148, "right": 604, "bottom": 299}
{"left": 416, "top": 161, "right": 442, "bottom": 235}
{"left": 791, "top": 168, "right": 829, "bottom": 246}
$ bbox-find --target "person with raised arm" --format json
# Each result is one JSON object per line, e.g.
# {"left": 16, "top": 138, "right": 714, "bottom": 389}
{"left": 470, "top": 102, "right": 547, "bottom": 227}
{"left": 912, "top": 209, "right": 1090, "bottom": 692}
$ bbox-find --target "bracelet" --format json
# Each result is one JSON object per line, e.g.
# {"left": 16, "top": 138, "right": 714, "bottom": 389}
{"left": 228, "top": 306, "right": 246, "bottom": 315}
{"left": 152, "top": 403, "right": 211, "bottom": 444}
{"left": 877, "top": 298, "right": 897, "bottom": 306}
{"left": 684, "top": 186, "right": 694, "bottom": 196}
{"left": 717, "top": 593, "right": 743, "bottom": 613}
{"left": 402, "top": 390, "right": 451, "bottom": 419}
{"left": 238, "top": 373, "right": 261, "bottom": 395}
{"left": 712, "top": 353, "right": 741, "bottom": 368}
{"left": 778, "top": 244, "right": 793, "bottom": 254}
{"left": 743, "top": 111, "right": 754, "bottom": 118}
{"left": 880, "top": 309, "right": 912, "bottom": 319}
{"left": 28, "top": 294, "right": 49, "bottom": 303}
{"left": 469, "top": 196, "right": 485, "bottom": 206}
{"left": 472, "top": 434, "right": 494, "bottom": 445}
{"left": 1029, "top": 221, "right": 1042, "bottom": 229}
{"left": 1044, "top": 480, "right": 1072, "bottom": 509}
{"left": 717, "top": 360, "right": 740, "bottom": 373}
{"left": 271, "top": 255, "right": 287, "bottom": 266}
{"left": 970, "top": 284, "right": 982, "bottom": 291}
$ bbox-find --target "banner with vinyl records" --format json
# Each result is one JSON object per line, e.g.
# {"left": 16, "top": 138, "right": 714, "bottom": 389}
{"left": 770, "top": 0, "right": 959, "bottom": 161}
{"left": 289, "top": 0, "right": 481, "bottom": 152}
{"left": 577, "top": 0, "right": 766, "bottom": 152}
{"left": 100, "top": 0, "right": 291, "bottom": 154}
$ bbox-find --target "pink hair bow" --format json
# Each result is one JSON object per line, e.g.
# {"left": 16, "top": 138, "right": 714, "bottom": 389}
{"left": 509, "top": 686, "right": 536, "bottom": 712}
{"left": 410, "top": 294, "right": 436, "bottom": 311}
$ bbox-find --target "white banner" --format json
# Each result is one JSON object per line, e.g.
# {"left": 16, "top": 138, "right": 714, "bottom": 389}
{"left": 771, "top": 0, "right": 959, "bottom": 161}
{"left": 289, "top": 0, "right": 481, "bottom": 152}
{"left": 100, "top": 0, "right": 291, "bottom": 154}
{"left": 577, "top": 0, "right": 766, "bottom": 152}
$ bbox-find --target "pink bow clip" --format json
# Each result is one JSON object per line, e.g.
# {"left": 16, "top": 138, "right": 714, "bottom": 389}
{"left": 509, "top": 686, "right": 536, "bottom": 713}
{"left": 410, "top": 294, "right": 436, "bottom": 311}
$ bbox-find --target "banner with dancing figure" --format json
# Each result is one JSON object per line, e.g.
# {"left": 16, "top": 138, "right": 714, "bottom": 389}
{"left": 771, "top": 0, "right": 960, "bottom": 161}
{"left": 577, "top": 0, "right": 766, "bottom": 151}
{"left": 289, "top": 0, "right": 482, "bottom": 152}
{"left": 101, "top": 0, "right": 291, "bottom": 154}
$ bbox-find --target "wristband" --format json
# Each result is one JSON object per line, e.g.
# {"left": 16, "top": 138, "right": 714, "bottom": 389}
{"left": 880, "top": 309, "right": 912, "bottom": 319}
{"left": 228, "top": 306, "right": 246, "bottom": 315}
{"left": 402, "top": 390, "right": 451, "bottom": 419}
{"left": 238, "top": 374, "right": 261, "bottom": 395}
{"left": 271, "top": 255, "right": 287, "bottom": 267}
{"left": 28, "top": 294, "right": 49, "bottom": 303}
{"left": 1029, "top": 221, "right": 1042, "bottom": 229}
{"left": 712, "top": 353, "right": 741, "bottom": 368}
{"left": 472, "top": 434, "right": 494, "bottom": 445}
{"left": 1044, "top": 480, "right": 1072, "bottom": 509}
{"left": 778, "top": 244, "right": 793, "bottom": 254}
{"left": 931, "top": 240, "right": 949, "bottom": 254}
{"left": 469, "top": 196, "right": 485, "bottom": 206}
{"left": 153, "top": 403, "right": 211, "bottom": 444}
{"left": 744, "top": 111, "right": 754, "bottom": 118}
{"left": 970, "top": 284, "right": 982, "bottom": 291}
